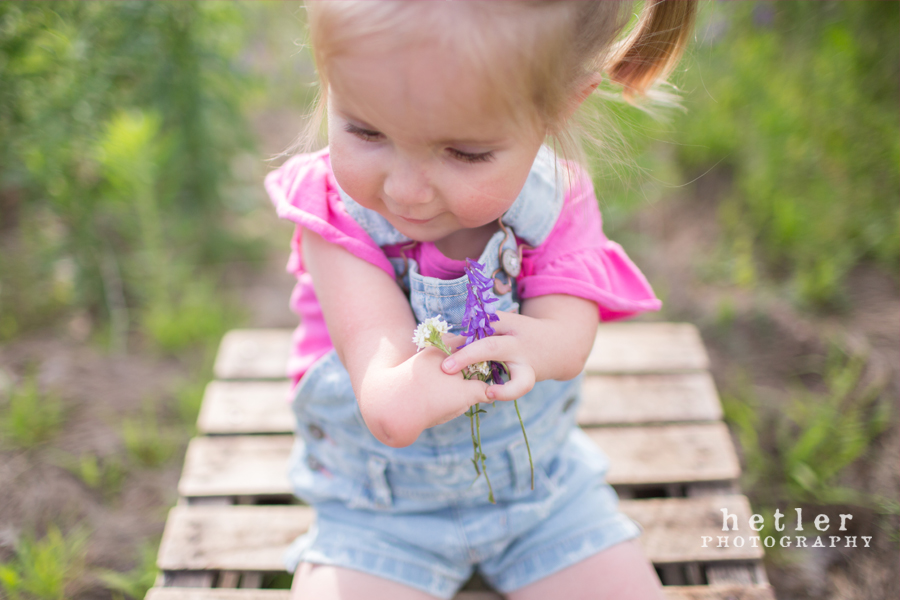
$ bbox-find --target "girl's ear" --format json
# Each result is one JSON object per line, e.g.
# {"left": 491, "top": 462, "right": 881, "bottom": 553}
{"left": 562, "top": 72, "right": 604, "bottom": 123}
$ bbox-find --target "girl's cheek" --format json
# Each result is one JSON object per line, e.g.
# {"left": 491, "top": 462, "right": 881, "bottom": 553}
{"left": 330, "top": 142, "right": 376, "bottom": 207}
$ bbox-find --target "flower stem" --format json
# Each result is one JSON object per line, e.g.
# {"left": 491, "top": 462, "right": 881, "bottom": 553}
{"left": 467, "top": 408, "right": 480, "bottom": 475}
{"left": 513, "top": 399, "right": 534, "bottom": 490}
{"left": 474, "top": 403, "right": 494, "bottom": 503}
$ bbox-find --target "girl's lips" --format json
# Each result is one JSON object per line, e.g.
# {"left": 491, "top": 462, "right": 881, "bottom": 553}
{"left": 400, "top": 215, "right": 433, "bottom": 225}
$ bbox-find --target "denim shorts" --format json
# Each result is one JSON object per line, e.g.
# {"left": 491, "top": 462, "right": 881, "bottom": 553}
{"left": 284, "top": 426, "right": 641, "bottom": 598}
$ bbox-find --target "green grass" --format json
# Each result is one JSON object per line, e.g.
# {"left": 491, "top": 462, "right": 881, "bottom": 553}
{"left": 121, "top": 402, "right": 179, "bottom": 468}
{"left": 142, "top": 276, "right": 240, "bottom": 355}
{"left": 0, "top": 526, "right": 89, "bottom": 600}
{"left": 723, "top": 338, "right": 893, "bottom": 511}
{"left": 0, "top": 374, "right": 65, "bottom": 449}
{"left": 56, "top": 452, "right": 127, "bottom": 503}
{"left": 95, "top": 541, "right": 159, "bottom": 600}
{"left": 171, "top": 376, "right": 208, "bottom": 433}
{"left": 675, "top": 2, "right": 899, "bottom": 308}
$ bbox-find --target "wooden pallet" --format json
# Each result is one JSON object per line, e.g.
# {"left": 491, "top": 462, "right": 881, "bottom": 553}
{"left": 147, "top": 323, "right": 774, "bottom": 599}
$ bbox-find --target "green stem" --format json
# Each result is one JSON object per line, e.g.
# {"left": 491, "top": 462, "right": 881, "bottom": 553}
{"left": 474, "top": 403, "right": 494, "bottom": 503}
{"left": 467, "top": 407, "right": 480, "bottom": 475}
{"left": 513, "top": 399, "right": 534, "bottom": 490}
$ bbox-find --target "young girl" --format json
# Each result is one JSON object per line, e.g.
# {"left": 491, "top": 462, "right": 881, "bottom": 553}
{"left": 266, "top": 2, "right": 696, "bottom": 598}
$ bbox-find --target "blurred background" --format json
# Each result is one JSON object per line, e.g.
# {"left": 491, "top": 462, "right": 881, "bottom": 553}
{"left": 0, "top": 2, "right": 896, "bottom": 598}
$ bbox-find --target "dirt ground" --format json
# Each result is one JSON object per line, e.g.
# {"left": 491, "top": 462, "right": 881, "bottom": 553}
{"left": 0, "top": 131, "right": 897, "bottom": 599}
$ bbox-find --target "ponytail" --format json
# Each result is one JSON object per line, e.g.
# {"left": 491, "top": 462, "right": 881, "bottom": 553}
{"left": 606, "top": 0, "right": 697, "bottom": 101}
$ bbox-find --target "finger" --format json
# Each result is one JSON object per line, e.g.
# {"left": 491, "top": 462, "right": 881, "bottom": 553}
{"left": 427, "top": 375, "right": 489, "bottom": 427}
{"left": 486, "top": 362, "right": 534, "bottom": 402}
{"left": 441, "top": 335, "right": 512, "bottom": 375}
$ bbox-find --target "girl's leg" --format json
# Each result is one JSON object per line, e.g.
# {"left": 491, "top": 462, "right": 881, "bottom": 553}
{"left": 291, "top": 562, "right": 443, "bottom": 600}
{"left": 506, "top": 539, "right": 666, "bottom": 600}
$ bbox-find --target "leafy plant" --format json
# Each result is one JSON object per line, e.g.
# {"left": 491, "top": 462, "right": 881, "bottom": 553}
{"left": 171, "top": 375, "right": 209, "bottom": 431}
{"left": 723, "top": 339, "right": 893, "bottom": 509}
{"left": 121, "top": 402, "right": 178, "bottom": 468}
{"left": 142, "top": 275, "right": 240, "bottom": 355}
{"left": 0, "top": 374, "right": 65, "bottom": 449}
{"left": 675, "top": 2, "right": 900, "bottom": 307}
{"left": 0, "top": 2, "right": 259, "bottom": 344}
{"left": 95, "top": 541, "right": 159, "bottom": 600}
{"left": 56, "top": 452, "right": 128, "bottom": 503}
{"left": 0, "top": 526, "right": 89, "bottom": 600}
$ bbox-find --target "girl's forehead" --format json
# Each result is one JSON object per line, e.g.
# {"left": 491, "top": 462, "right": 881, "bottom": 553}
{"left": 327, "top": 40, "right": 541, "bottom": 144}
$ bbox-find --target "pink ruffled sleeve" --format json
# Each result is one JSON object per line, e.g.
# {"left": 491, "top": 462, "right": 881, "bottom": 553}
{"left": 517, "top": 166, "right": 662, "bottom": 322}
{"left": 265, "top": 149, "right": 394, "bottom": 278}
{"left": 264, "top": 150, "right": 394, "bottom": 383}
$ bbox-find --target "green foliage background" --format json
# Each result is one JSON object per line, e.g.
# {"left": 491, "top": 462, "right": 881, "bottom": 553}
{"left": 678, "top": 1, "right": 899, "bottom": 306}
{"left": 0, "top": 1, "right": 897, "bottom": 596}
{"left": 0, "top": 1, "right": 261, "bottom": 350}
{"left": 596, "top": 1, "right": 899, "bottom": 308}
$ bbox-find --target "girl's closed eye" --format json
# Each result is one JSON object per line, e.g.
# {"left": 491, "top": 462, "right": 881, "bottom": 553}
{"left": 447, "top": 148, "right": 494, "bottom": 164}
{"left": 344, "top": 122, "right": 383, "bottom": 142}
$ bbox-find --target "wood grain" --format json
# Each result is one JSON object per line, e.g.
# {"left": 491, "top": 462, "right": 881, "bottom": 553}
{"left": 621, "top": 495, "right": 763, "bottom": 564}
{"left": 197, "top": 380, "right": 294, "bottom": 435}
{"left": 157, "top": 496, "right": 760, "bottom": 572}
{"left": 177, "top": 422, "right": 739, "bottom": 500}
{"left": 587, "top": 322, "right": 710, "bottom": 373}
{"left": 146, "top": 586, "right": 776, "bottom": 600}
{"left": 578, "top": 372, "right": 722, "bottom": 425}
{"left": 591, "top": 422, "right": 741, "bottom": 487}
{"left": 196, "top": 372, "right": 723, "bottom": 435}
{"left": 157, "top": 506, "right": 314, "bottom": 572}
{"left": 212, "top": 323, "right": 710, "bottom": 381}
{"left": 213, "top": 330, "right": 293, "bottom": 380}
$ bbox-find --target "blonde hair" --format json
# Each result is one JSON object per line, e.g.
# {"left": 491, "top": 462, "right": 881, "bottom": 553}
{"left": 297, "top": 1, "right": 696, "bottom": 158}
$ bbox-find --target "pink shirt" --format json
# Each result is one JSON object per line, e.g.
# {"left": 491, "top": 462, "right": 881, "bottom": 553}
{"left": 266, "top": 148, "right": 661, "bottom": 384}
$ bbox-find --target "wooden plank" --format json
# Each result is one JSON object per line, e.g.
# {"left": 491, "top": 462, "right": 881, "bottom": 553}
{"left": 177, "top": 423, "right": 739, "bottom": 500}
{"left": 147, "top": 591, "right": 289, "bottom": 600}
{"left": 665, "top": 587, "right": 774, "bottom": 600}
{"left": 592, "top": 422, "right": 740, "bottom": 487}
{"left": 146, "top": 592, "right": 504, "bottom": 600}
{"left": 213, "top": 330, "right": 293, "bottom": 380}
{"left": 156, "top": 496, "right": 760, "bottom": 572}
{"left": 196, "top": 372, "right": 722, "bottom": 435}
{"left": 587, "top": 323, "right": 709, "bottom": 373}
{"left": 578, "top": 373, "right": 722, "bottom": 425}
{"left": 157, "top": 506, "right": 314, "bottom": 572}
{"left": 178, "top": 436, "right": 292, "bottom": 499}
{"left": 621, "top": 495, "right": 762, "bottom": 564}
{"left": 212, "top": 323, "right": 709, "bottom": 381}
{"left": 197, "top": 380, "right": 294, "bottom": 435}
{"left": 146, "top": 587, "right": 775, "bottom": 600}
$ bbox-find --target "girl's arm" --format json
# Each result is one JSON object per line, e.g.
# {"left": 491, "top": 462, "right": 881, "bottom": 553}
{"left": 302, "top": 228, "right": 490, "bottom": 448}
{"left": 441, "top": 294, "right": 599, "bottom": 402}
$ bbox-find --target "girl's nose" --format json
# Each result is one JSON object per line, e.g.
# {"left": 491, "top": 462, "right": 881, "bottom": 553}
{"left": 383, "top": 157, "right": 434, "bottom": 208}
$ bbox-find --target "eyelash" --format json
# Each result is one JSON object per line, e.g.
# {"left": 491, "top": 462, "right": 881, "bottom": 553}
{"left": 344, "top": 123, "right": 494, "bottom": 164}
{"left": 447, "top": 148, "right": 494, "bottom": 164}
{"left": 344, "top": 123, "right": 382, "bottom": 142}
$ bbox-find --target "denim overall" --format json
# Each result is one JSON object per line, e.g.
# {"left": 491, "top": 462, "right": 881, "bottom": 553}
{"left": 284, "top": 147, "right": 640, "bottom": 597}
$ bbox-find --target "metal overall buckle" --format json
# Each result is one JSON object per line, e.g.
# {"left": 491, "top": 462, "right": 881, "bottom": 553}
{"left": 491, "top": 220, "right": 532, "bottom": 297}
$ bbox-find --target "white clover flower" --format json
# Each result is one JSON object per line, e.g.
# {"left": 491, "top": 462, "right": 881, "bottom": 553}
{"left": 412, "top": 316, "right": 450, "bottom": 352}
{"left": 465, "top": 361, "right": 491, "bottom": 378}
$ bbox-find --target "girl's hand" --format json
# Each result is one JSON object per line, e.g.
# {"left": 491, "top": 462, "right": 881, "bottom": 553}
{"left": 439, "top": 295, "right": 599, "bottom": 402}
{"left": 362, "top": 345, "right": 490, "bottom": 445}
{"left": 302, "top": 228, "right": 491, "bottom": 448}
{"left": 440, "top": 327, "right": 536, "bottom": 403}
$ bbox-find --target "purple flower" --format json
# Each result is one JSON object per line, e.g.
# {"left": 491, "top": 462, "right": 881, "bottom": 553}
{"left": 460, "top": 259, "right": 507, "bottom": 385}
{"left": 460, "top": 258, "right": 499, "bottom": 347}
